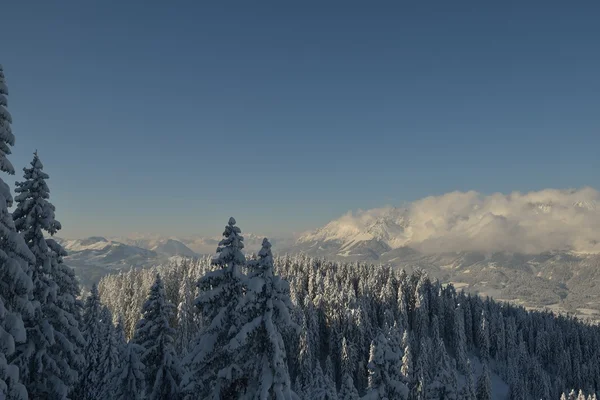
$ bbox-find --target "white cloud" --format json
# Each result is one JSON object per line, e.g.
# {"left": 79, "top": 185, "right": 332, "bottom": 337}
{"left": 409, "top": 187, "right": 600, "bottom": 253}
{"left": 304, "top": 187, "right": 600, "bottom": 254}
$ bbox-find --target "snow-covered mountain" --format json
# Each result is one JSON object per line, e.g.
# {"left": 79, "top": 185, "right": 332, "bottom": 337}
{"left": 60, "top": 233, "right": 293, "bottom": 288}
{"left": 114, "top": 237, "right": 199, "bottom": 258}
{"left": 56, "top": 236, "right": 188, "bottom": 288}
{"left": 58, "top": 236, "right": 159, "bottom": 264}
{"left": 117, "top": 232, "right": 292, "bottom": 256}
{"left": 296, "top": 188, "right": 600, "bottom": 258}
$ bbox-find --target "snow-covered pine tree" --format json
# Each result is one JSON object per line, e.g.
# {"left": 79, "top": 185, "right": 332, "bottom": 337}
{"left": 477, "top": 310, "right": 490, "bottom": 361}
{"left": 175, "top": 275, "right": 195, "bottom": 358}
{"left": 99, "top": 306, "right": 121, "bottom": 396}
{"left": 46, "top": 237, "right": 86, "bottom": 386}
{"left": 181, "top": 217, "right": 247, "bottom": 399}
{"left": 228, "top": 237, "right": 298, "bottom": 399}
{"left": 310, "top": 363, "right": 335, "bottom": 400}
{"left": 79, "top": 284, "right": 104, "bottom": 400}
{"left": 0, "top": 64, "right": 36, "bottom": 400}
{"left": 400, "top": 330, "right": 413, "bottom": 387}
{"left": 133, "top": 274, "right": 182, "bottom": 400}
{"left": 338, "top": 374, "right": 359, "bottom": 400}
{"left": 115, "top": 315, "right": 127, "bottom": 353}
{"left": 453, "top": 305, "right": 469, "bottom": 375}
{"left": 476, "top": 362, "right": 492, "bottom": 400}
{"left": 428, "top": 322, "right": 458, "bottom": 400}
{"left": 107, "top": 342, "right": 146, "bottom": 400}
{"left": 12, "top": 151, "right": 85, "bottom": 399}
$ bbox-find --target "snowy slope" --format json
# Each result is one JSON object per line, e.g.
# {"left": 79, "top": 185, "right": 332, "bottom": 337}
{"left": 56, "top": 237, "right": 179, "bottom": 288}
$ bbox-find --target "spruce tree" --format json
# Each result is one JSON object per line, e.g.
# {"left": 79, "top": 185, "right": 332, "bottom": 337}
{"left": 0, "top": 64, "right": 35, "bottom": 400}
{"left": 12, "top": 151, "right": 84, "bottom": 399}
{"left": 338, "top": 374, "right": 359, "bottom": 400}
{"left": 181, "top": 217, "right": 247, "bottom": 399}
{"left": 133, "top": 274, "right": 181, "bottom": 400}
{"left": 175, "top": 276, "right": 195, "bottom": 357}
{"left": 46, "top": 237, "right": 86, "bottom": 385}
{"left": 99, "top": 306, "right": 120, "bottom": 395}
{"left": 476, "top": 362, "right": 492, "bottom": 400}
{"left": 107, "top": 343, "right": 146, "bottom": 400}
{"left": 229, "top": 238, "right": 297, "bottom": 399}
{"left": 79, "top": 284, "right": 104, "bottom": 400}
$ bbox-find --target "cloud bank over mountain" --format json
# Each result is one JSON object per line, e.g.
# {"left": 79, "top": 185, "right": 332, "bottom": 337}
{"left": 299, "top": 187, "right": 600, "bottom": 254}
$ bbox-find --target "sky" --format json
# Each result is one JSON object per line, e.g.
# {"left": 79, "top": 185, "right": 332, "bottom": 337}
{"left": 1, "top": 1, "right": 599, "bottom": 238}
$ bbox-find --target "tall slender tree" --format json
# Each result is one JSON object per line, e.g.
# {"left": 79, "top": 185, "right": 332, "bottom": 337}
{"left": 229, "top": 238, "right": 298, "bottom": 399}
{"left": 0, "top": 64, "right": 35, "bottom": 400}
{"left": 476, "top": 362, "right": 492, "bottom": 400}
{"left": 182, "top": 217, "right": 247, "bottom": 399}
{"left": 12, "top": 151, "right": 84, "bottom": 399}
{"left": 79, "top": 284, "right": 103, "bottom": 400}
{"left": 133, "top": 274, "right": 181, "bottom": 400}
{"left": 107, "top": 343, "right": 146, "bottom": 400}
{"left": 99, "top": 306, "right": 120, "bottom": 396}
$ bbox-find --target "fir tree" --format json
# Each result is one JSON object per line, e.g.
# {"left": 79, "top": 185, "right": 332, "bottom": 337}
{"left": 476, "top": 362, "right": 492, "bottom": 400}
{"left": 0, "top": 63, "right": 35, "bottom": 400}
{"left": 12, "top": 151, "right": 84, "bottom": 399}
{"left": 338, "top": 373, "right": 359, "bottom": 400}
{"left": 229, "top": 238, "right": 298, "bottom": 399}
{"left": 99, "top": 306, "right": 120, "bottom": 396}
{"left": 79, "top": 285, "right": 104, "bottom": 400}
{"left": 181, "top": 217, "right": 247, "bottom": 399}
{"left": 107, "top": 343, "right": 146, "bottom": 400}
{"left": 175, "top": 276, "right": 195, "bottom": 357}
{"left": 310, "top": 363, "right": 335, "bottom": 400}
{"left": 133, "top": 274, "right": 182, "bottom": 400}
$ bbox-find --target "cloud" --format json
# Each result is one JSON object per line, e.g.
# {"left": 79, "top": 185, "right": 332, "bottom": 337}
{"left": 406, "top": 187, "right": 600, "bottom": 254}
{"left": 307, "top": 187, "right": 600, "bottom": 254}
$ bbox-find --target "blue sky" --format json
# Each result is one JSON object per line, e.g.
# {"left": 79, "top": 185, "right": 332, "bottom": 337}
{"left": 1, "top": 1, "right": 599, "bottom": 238}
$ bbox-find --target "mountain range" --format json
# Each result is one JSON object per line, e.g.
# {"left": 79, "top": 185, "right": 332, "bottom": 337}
{"left": 62, "top": 188, "right": 600, "bottom": 320}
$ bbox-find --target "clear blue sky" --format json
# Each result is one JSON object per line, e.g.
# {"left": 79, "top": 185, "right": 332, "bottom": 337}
{"left": 2, "top": 1, "right": 599, "bottom": 238}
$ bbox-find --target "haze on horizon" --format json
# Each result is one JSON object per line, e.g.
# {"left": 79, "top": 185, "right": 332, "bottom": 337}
{"left": 2, "top": 1, "right": 598, "bottom": 238}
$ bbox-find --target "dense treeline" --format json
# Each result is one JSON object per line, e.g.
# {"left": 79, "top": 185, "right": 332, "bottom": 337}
{"left": 99, "top": 242, "right": 600, "bottom": 399}
{"left": 1, "top": 64, "right": 600, "bottom": 399}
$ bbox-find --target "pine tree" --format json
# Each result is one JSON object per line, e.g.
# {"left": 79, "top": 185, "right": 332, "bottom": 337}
{"left": 428, "top": 330, "right": 458, "bottom": 400}
{"left": 182, "top": 217, "right": 247, "bottom": 399}
{"left": 114, "top": 315, "right": 127, "bottom": 353}
{"left": 99, "top": 306, "right": 120, "bottom": 396}
{"left": 79, "top": 285, "right": 104, "bottom": 400}
{"left": 476, "top": 362, "right": 492, "bottom": 400}
{"left": 400, "top": 330, "right": 413, "bottom": 385}
{"left": 107, "top": 342, "right": 146, "bottom": 400}
{"left": 310, "top": 363, "right": 335, "bottom": 400}
{"left": 46, "top": 238, "right": 86, "bottom": 386}
{"left": 477, "top": 310, "right": 490, "bottom": 361}
{"left": 229, "top": 238, "right": 298, "bottom": 399}
{"left": 11, "top": 151, "right": 84, "bottom": 399}
{"left": 454, "top": 305, "right": 469, "bottom": 374}
{"left": 0, "top": 63, "right": 35, "bottom": 400}
{"left": 458, "top": 363, "right": 476, "bottom": 400}
{"left": 133, "top": 274, "right": 181, "bottom": 400}
{"left": 175, "top": 276, "right": 195, "bottom": 357}
{"left": 338, "top": 373, "right": 359, "bottom": 400}
{"left": 340, "top": 336, "right": 355, "bottom": 382}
